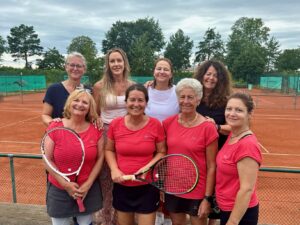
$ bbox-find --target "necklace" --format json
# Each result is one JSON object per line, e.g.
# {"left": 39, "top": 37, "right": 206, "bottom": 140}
{"left": 230, "top": 129, "right": 250, "bottom": 139}
{"left": 179, "top": 113, "right": 198, "bottom": 127}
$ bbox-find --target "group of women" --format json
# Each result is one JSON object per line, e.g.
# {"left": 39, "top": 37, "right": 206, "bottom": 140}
{"left": 42, "top": 48, "right": 262, "bottom": 225}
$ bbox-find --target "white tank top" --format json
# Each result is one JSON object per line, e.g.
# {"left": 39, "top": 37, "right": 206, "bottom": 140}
{"left": 145, "top": 85, "right": 179, "bottom": 122}
{"left": 101, "top": 94, "right": 127, "bottom": 124}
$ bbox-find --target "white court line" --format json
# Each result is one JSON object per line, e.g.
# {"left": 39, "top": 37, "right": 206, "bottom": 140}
{"left": 262, "top": 152, "right": 300, "bottom": 157}
{"left": 0, "top": 140, "right": 39, "bottom": 144}
{"left": 0, "top": 115, "right": 40, "bottom": 129}
{"left": 0, "top": 151, "right": 41, "bottom": 156}
{"left": 261, "top": 165, "right": 300, "bottom": 169}
{"left": 259, "top": 143, "right": 269, "bottom": 153}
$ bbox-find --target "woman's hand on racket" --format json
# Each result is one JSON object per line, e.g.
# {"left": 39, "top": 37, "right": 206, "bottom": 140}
{"left": 64, "top": 181, "right": 81, "bottom": 198}
{"left": 111, "top": 168, "right": 126, "bottom": 183}
{"left": 77, "top": 181, "right": 92, "bottom": 200}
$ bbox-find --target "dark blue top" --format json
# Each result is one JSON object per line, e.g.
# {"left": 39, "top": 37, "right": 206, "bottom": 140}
{"left": 43, "top": 82, "right": 69, "bottom": 118}
{"left": 196, "top": 102, "right": 227, "bottom": 150}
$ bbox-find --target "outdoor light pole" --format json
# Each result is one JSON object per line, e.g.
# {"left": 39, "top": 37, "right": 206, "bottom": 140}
{"left": 20, "top": 72, "right": 23, "bottom": 104}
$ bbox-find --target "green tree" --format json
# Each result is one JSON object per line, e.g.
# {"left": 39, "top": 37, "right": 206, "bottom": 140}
{"left": 275, "top": 48, "right": 300, "bottom": 71}
{"left": 0, "top": 36, "right": 6, "bottom": 61}
{"left": 164, "top": 29, "right": 193, "bottom": 71}
{"left": 7, "top": 24, "right": 43, "bottom": 68}
{"left": 67, "top": 36, "right": 100, "bottom": 71}
{"left": 195, "top": 28, "right": 225, "bottom": 62}
{"left": 130, "top": 34, "right": 156, "bottom": 75}
{"left": 265, "top": 37, "right": 281, "bottom": 72}
{"left": 37, "top": 47, "right": 65, "bottom": 70}
{"left": 226, "top": 17, "right": 270, "bottom": 83}
{"left": 102, "top": 17, "right": 165, "bottom": 65}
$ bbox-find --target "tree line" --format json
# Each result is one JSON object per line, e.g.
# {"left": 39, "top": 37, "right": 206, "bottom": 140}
{"left": 0, "top": 17, "right": 300, "bottom": 85}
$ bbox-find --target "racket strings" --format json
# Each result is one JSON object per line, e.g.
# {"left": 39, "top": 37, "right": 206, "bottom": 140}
{"left": 152, "top": 155, "right": 198, "bottom": 194}
{"left": 42, "top": 128, "right": 84, "bottom": 176}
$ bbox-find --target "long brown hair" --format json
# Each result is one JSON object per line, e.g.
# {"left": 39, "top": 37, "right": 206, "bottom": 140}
{"left": 194, "top": 60, "right": 232, "bottom": 108}
{"left": 98, "top": 48, "right": 132, "bottom": 108}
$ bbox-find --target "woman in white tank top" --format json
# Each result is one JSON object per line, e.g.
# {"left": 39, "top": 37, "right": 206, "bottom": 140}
{"left": 145, "top": 58, "right": 179, "bottom": 122}
{"left": 93, "top": 48, "right": 134, "bottom": 225}
{"left": 145, "top": 58, "right": 179, "bottom": 225}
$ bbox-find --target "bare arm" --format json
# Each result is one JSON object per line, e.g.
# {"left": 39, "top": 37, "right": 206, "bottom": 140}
{"left": 226, "top": 157, "right": 259, "bottom": 225}
{"left": 219, "top": 124, "right": 231, "bottom": 135}
{"left": 198, "top": 139, "right": 218, "bottom": 218}
{"left": 93, "top": 81, "right": 102, "bottom": 116}
{"left": 205, "top": 117, "right": 231, "bottom": 135}
{"left": 77, "top": 136, "right": 105, "bottom": 199}
{"left": 42, "top": 102, "right": 54, "bottom": 126}
{"left": 105, "top": 139, "right": 125, "bottom": 183}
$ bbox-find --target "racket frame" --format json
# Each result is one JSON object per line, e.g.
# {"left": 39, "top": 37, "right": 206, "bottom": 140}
{"left": 41, "top": 126, "right": 85, "bottom": 182}
{"left": 41, "top": 126, "right": 86, "bottom": 212}
{"left": 123, "top": 153, "right": 199, "bottom": 194}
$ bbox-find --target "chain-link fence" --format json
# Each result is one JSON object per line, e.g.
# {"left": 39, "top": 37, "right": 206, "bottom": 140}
{"left": 0, "top": 154, "right": 300, "bottom": 224}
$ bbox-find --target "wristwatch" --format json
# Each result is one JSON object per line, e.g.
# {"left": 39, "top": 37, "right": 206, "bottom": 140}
{"left": 203, "top": 195, "right": 213, "bottom": 204}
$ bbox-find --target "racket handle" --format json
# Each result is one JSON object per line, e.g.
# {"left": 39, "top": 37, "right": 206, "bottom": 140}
{"left": 122, "top": 175, "right": 136, "bottom": 181}
{"left": 77, "top": 198, "right": 86, "bottom": 212}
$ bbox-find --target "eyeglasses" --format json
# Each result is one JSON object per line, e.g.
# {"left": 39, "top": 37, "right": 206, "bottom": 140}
{"left": 75, "top": 86, "right": 92, "bottom": 94}
{"left": 67, "top": 63, "right": 85, "bottom": 69}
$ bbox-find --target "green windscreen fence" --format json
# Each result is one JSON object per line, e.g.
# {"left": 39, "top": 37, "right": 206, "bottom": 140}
{"left": 260, "top": 76, "right": 282, "bottom": 90}
{"left": 0, "top": 75, "right": 46, "bottom": 93}
{"left": 260, "top": 75, "right": 300, "bottom": 93}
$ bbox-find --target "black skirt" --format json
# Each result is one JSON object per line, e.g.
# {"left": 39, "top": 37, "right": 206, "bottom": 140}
{"left": 113, "top": 183, "right": 160, "bottom": 213}
{"left": 46, "top": 180, "right": 103, "bottom": 218}
{"left": 164, "top": 193, "right": 202, "bottom": 216}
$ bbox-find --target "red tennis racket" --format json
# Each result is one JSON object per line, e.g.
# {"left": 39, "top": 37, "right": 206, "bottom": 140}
{"left": 123, "top": 154, "right": 199, "bottom": 195}
{"left": 41, "top": 126, "right": 85, "bottom": 212}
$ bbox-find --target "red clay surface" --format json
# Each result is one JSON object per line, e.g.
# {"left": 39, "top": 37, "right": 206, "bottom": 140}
{"left": 0, "top": 90, "right": 299, "bottom": 224}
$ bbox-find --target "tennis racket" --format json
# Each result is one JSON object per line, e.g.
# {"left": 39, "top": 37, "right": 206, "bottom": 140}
{"left": 123, "top": 154, "right": 199, "bottom": 195}
{"left": 41, "top": 126, "right": 86, "bottom": 212}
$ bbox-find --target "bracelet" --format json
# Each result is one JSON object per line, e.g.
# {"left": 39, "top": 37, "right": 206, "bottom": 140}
{"left": 216, "top": 124, "right": 221, "bottom": 132}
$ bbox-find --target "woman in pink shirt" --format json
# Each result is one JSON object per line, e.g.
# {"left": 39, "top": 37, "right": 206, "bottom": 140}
{"left": 105, "top": 84, "right": 166, "bottom": 225}
{"left": 216, "top": 92, "right": 262, "bottom": 225}
{"left": 163, "top": 78, "right": 218, "bottom": 225}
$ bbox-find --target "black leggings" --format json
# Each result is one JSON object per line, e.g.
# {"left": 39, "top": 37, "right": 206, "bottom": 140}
{"left": 220, "top": 205, "right": 259, "bottom": 225}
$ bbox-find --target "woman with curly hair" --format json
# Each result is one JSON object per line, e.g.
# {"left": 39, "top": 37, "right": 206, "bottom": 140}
{"left": 194, "top": 60, "right": 232, "bottom": 225}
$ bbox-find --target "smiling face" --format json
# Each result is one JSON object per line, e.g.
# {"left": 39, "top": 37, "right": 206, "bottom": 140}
{"left": 69, "top": 93, "right": 90, "bottom": 118}
{"left": 202, "top": 65, "right": 218, "bottom": 91}
{"left": 65, "top": 56, "right": 86, "bottom": 81}
{"left": 153, "top": 60, "right": 172, "bottom": 85}
{"left": 225, "top": 98, "right": 251, "bottom": 129}
{"left": 178, "top": 87, "right": 200, "bottom": 114}
{"left": 126, "top": 90, "right": 147, "bottom": 117}
{"left": 108, "top": 51, "right": 125, "bottom": 77}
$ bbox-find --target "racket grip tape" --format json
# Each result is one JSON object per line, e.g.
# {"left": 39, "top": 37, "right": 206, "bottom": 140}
{"left": 77, "top": 198, "right": 86, "bottom": 212}
{"left": 122, "top": 175, "right": 136, "bottom": 181}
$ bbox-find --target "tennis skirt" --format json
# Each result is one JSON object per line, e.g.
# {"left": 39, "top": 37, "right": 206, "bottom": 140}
{"left": 46, "top": 180, "right": 103, "bottom": 218}
{"left": 113, "top": 183, "right": 160, "bottom": 213}
{"left": 164, "top": 193, "right": 202, "bottom": 216}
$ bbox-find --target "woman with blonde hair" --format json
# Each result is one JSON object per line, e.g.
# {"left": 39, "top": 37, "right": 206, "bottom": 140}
{"left": 42, "top": 52, "right": 88, "bottom": 126}
{"left": 45, "top": 89, "right": 104, "bottom": 225}
{"left": 93, "top": 47, "right": 134, "bottom": 225}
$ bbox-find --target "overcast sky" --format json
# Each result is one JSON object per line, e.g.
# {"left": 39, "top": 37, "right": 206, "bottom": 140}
{"left": 1, "top": 0, "right": 300, "bottom": 67}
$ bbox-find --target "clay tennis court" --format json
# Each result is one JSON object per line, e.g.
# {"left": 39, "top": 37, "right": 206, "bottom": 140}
{"left": 0, "top": 90, "right": 299, "bottom": 224}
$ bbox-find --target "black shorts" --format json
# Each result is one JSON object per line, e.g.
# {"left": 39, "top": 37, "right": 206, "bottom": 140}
{"left": 113, "top": 183, "right": 159, "bottom": 213}
{"left": 220, "top": 204, "right": 259, "bottom": 225}
{"left": 164, "top": 193, "right": 202, "bottom": 216}
{"left": 46, "top": 180, "right": 102, "bottom": 218}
